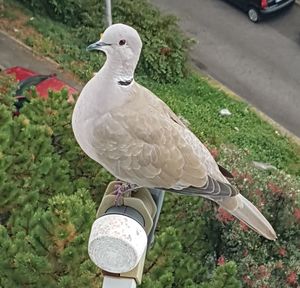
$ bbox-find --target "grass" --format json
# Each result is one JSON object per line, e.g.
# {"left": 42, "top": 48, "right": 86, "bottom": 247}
{"left": 141, "top": 76, "right": 300, "bottom": 174}
{"left": 1, "top": 0, "right": 300, "bottom": 176}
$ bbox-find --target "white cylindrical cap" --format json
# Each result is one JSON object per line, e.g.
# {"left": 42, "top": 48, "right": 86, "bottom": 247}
{"left": 88, "top": 214, "right": 147, "bottom": 273}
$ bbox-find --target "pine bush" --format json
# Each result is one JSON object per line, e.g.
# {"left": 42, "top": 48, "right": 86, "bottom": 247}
{"left": 0, "top": 74, "right": 104, "bottom": 287}
{"left": 0, "top": 72, "right": 242, "bottom": 287}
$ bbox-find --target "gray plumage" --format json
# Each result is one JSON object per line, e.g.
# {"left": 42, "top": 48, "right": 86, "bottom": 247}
{"left": 72, "top": 23, "right": 276, "bottom": 240}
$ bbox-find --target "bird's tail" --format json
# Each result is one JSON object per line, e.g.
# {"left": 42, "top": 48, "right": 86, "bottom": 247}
{"left": 220, "top": 194, "right": 277, "bottom": 240}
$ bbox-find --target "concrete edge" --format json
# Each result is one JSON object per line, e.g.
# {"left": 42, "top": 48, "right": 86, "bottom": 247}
{"left": 0, "top": 30, "right": 60, "bottom": 68}
{"left": 0, "top": 29, "right": 84, "bottom": 89}
{"left": 191, "top": 65, "right": 300, "bottom": 146}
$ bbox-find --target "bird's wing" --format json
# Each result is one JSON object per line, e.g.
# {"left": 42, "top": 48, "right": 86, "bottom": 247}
{"left": 88, "top": 82, "right": 276, "bottom": 240}
{"left": 90, "top": 83, "right": 234, "bottom": 197}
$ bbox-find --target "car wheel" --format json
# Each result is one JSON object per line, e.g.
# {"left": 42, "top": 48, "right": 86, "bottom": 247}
{"left": 248, "top": 7, "right": 260, "bottom": 23}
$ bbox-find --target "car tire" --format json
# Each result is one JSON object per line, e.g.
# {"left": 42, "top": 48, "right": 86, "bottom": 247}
{"left": 248, "top": 7, "right": 260, "bottom": 23}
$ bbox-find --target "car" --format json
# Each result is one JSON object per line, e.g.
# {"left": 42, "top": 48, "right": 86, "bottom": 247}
{"left": 226, "top": 0, "right": 295, "bottom": 22}
{"left": 4, "top": 66, "right": 77, "bottom": 112}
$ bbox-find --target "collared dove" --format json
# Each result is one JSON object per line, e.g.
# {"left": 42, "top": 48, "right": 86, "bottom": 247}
{"left": 72, "top": 23, "right": 276, "bottom": 240}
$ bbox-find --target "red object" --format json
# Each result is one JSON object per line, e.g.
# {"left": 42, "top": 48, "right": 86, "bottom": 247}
{"left": 243, "top": 249, "right": 249, "bottom": 257}
{"left": 217, "top": 255, "right": 225, "bottom": 266}
{"left": 242, "top": 274, "right": 253, "bottom": 286}
{"left": 278, "top": 247, "right": 287, "bottom": 257}
{"left": 286, "top": 271, "right": 298, "bottom": 286}
{"left": 293, "top": 208, "right": 300, "bottom": 222}
{"left": 239, "top": 221, "right": 249, "bottom": 232}
{"left": 209, "top": 147, "right": 219, "bottom": 160}
{"left": 4, "top": 66, "right": 77, "bottom": 99}
{"left": 261, "top": 0, "right": 268, "bottom": 9}
{"left": 267, "top": 182, "right": 283, "bottom": 195}
{"left": 216, "top": 207, "right": 235, "bottom": 224}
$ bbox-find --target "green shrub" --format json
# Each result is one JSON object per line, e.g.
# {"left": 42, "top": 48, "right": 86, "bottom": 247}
{"left": 17, "top": 0, "right": 102, "bottom": 27}
{"left": 0, "top": 74, "right": 104, "bottom": 287}
{"left": 216, "top": 147, "right": 300, "bottom": 288}
{"left": 155, "top": 146, "right": 300, "bottom": 288}
{"left": 16, "top": 0, "right": 189, "bottom": 83}
{"left": 113, "top": 0, "right": 188, "bottom": 82}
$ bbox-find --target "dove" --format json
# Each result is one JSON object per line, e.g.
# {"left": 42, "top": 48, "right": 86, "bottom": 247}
{"left": 72, "top": 23, "right": 276, "bottom": 240}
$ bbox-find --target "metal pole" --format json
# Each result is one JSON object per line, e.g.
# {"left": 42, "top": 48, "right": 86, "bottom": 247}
{"left": 105, "top": 0, "right": 112, "bottom": 27}
{"left": 148, "top": 189, "right": 165, "bottom": 248}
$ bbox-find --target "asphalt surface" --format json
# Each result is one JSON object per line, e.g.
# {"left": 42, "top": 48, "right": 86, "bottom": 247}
{"left": 0, "top": 31, "right": 82, "bottom": 91}
{"left": 151, "top": 0, "right": 300, "bottom": 137}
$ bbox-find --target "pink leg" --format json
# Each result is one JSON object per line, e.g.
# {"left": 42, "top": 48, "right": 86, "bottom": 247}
{"left": 113, "top": 182, "right": 139, "bottom": 206}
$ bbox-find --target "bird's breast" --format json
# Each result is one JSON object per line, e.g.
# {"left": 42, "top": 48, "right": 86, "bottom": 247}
{"left": 72, "top": 81, "right": 130, "bottom": 164}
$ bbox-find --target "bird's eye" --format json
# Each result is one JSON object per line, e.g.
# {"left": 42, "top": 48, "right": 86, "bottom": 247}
{"left": 119, "top": 39, "right": 126, "bottom": 46}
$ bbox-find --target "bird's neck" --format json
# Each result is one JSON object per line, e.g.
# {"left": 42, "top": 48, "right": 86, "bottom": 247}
{"left": 101, "top": 55, "right": 138, "bottom": 85}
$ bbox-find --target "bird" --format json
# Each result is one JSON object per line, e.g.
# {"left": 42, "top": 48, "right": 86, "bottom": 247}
{"left": 72, "top": 23, "right": 277, "bottom": 240}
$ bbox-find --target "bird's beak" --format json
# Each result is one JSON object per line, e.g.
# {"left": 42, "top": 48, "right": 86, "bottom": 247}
{"left": 86, "top": 40, "right": 111, "bottom": 51}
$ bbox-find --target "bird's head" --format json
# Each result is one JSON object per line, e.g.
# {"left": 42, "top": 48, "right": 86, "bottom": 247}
{"left": 87, "top": 23, "right": 142, "bottom": 67}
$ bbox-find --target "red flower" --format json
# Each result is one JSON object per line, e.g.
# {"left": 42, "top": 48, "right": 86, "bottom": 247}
{"left": 286, "top": 271, "right": 298, "bottom": 286}
{"left": 160, "top": 47, "right": 171, "bottom": 56}
{"left": 241, "top": 173, "right": 254, "bottom": 184}
{"left": 256, "top": 265, "right": 269, "bottom": 279}
{"left": 267, "top": 182, "right": 283, "bottom": 195}
{"left": 242, "top": 274, "right": 253, "bottom": 287}
{"left": 216, "top": 208, "right": 234, "bottom": 224}
{"left": 258, "top": 200, "right": 266, "bottom": 209}
{"left": 231, "top": 169, "right": 240, "bottom": 178}
{"left": 254, "top": 189, "right": 263, "bottom": 197}
{"left": 293, "top": 208, "right": 300, "bottom": 222}
{"left": 278, "top": 247, "right": 287, "bottom": 257}
{"left": 239, "top": 221, "right": 249, "bottom": 231}
{"left": 209, "top": 147, "right": 219, "bottom": 159}
{"left": 217, "top": 255, "right": 225, "bottom": 266}
{"left": 249, "top": 189, "right": 265, "bottom": 208}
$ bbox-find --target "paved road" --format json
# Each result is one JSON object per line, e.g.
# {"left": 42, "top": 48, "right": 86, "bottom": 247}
{"left": 151, "top": 0, "right": 300, "bottom": 137}
{"left": 0, "top": 31, "right": 82, "bottom": 91}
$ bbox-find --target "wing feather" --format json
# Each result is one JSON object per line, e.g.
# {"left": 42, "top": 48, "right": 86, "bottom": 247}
{"left": 90, "top": 82, "right": 235, "bottom": 198}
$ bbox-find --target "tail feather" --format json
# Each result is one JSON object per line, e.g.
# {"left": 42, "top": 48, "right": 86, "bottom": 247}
{"left": 220, "top": 194, "right": 277, "bottom": 240}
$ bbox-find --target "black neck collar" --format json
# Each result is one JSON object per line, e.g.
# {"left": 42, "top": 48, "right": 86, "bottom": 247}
{"left": 118, "top": 78, "right": 133, "bottom": 86}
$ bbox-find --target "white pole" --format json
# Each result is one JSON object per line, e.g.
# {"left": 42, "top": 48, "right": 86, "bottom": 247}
{"left": 103, "top": 276, "right": 136, "bottom": 288}
{"left": 105, "top": 0, "right": 112, "bottom": 26}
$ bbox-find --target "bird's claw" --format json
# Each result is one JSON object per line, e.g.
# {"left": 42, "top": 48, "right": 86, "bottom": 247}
{"left": 113, "top": 182, "right": 137, "bottom": 206}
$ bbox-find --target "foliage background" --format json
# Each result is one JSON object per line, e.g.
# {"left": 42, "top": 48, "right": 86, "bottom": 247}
{"left": 16, "top": 0, "right": 189, "bottom": 83}
{"left": 0, "top": 0, "right": 300, "bottom": 287}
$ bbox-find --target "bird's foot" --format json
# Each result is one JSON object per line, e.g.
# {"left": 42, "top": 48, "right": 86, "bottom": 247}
{"left": 113, "top": 181, "right": 139, "bottom": 206}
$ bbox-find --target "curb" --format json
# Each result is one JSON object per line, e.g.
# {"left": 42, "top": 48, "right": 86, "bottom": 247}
{"left": 191, "top": 65, "right": 300, "bottom": 146}
{"left": 0, "top": 30, "right": 84, "bottom": 90}
{"left": 0, "top": 30, "right": 60, "bottom": 68}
